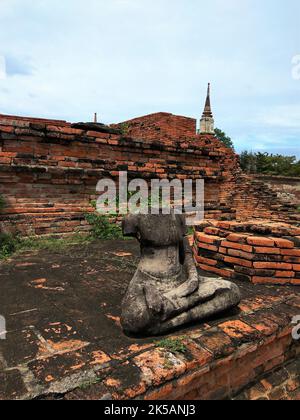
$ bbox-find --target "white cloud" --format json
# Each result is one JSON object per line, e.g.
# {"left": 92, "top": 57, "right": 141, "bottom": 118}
{"left": 0, "top": 55, "right": 6, "bottom": 80}
{"left": 259, "top": 105, "right": 300, "bottom": 129}
{"left": 0, "top": 0, "right": 299, "bottom": 155}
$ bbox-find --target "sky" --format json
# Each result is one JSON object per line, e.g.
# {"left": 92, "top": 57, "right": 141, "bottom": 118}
{"left": 0, "top": 0, "right": 299, "bottom": 156}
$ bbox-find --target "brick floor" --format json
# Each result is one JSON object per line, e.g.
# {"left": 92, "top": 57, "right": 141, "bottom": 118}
{"left": 0, "top": 240, "right": 299, "bottom": 400}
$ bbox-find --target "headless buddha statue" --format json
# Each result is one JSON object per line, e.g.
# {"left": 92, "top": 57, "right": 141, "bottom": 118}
{"left": 121, "top": 213, "right": 241, "bottom": 336}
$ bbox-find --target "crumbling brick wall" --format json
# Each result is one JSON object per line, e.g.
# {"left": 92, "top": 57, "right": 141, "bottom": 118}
{"left": 113, "top": 112, "right": 197, "bottom": 143}
{"left": 255, "top": 175, "right": 300, "bottom": 206}
{"left": 226, "top": 173, "right": 299, "bottom": 223}
{"left": 0, "top": 114, "right": 237, "bottom": 236}
{"left": 0, "top": 113, "right": 298, "bottom": 236}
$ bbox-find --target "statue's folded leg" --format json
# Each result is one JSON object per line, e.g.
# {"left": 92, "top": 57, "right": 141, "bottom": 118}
{"left": 121, "top": 271, "right": 241, "bottom": 336}
{"left": 149, "top": 280, "right": 241, "bottom": 335}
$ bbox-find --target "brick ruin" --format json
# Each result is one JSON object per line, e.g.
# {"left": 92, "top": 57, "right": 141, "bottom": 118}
{"left": 0, "top": 104, "right": 300, "bottom": 289}
{"left": 194, "top": 220, "right": 300, "bottom": 286}
{"left": 0, "top": 102, "right": 299, "bottom": 400}
{"left": 255, "top": 175, "right": 300, "bottom": 206}
{"left": 0, "top": 112, "right": 298, "bottom": 236}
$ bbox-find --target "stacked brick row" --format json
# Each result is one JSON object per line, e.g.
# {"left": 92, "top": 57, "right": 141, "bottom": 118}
{"left": 194, "top": 220, "right": 300, "bottom": 285}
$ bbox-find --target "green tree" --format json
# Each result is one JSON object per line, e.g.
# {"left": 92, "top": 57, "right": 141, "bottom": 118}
{"left": 240, "top": 151, "right": 257, "bottom": 173}
{"left": 240, "top": 151, "right": 300, "bottom": 177}
{"left": 214, "top": 128, "right": 235, "bottom": 149}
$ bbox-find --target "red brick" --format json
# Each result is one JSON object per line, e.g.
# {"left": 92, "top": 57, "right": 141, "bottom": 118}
{"left": 275, "top": 271, "right": 294, "bottom": 278}
{"left": 281, "top": 249, "right": 300, "bottom": 257}
{"left": 254, "top": 247, "right": 280, "bottom": 255}
{"left": 221, "top": 241, "right": 253, "bottom": 253}
{"left": 224, "top": 256, "right": 253, "bottom": 268}
{"left": 291, "top": 279, "right": 300, "bottom": 286}
{"left": 216, "top": 221, "right": 232, "bottom": 229}
{"left": 203, "top": 227, "right": 220, "bottom": 236}
{"left": 247, "top": 237, "right": 275, "bottom": 247}
{"left": 253, "top": 262, "right": 292, "bottom": 270}
{"left": 226, "top": 233, "right": 247, "bottom": 243}
{"left": 198, "top": 264, "right": 234, "bottom": 279}
{"left": 182, "top": 341, "right": 213, "bottom": 370}
{"left": 47, "top": 125, "right": 82, "bottom": 136}
{"left": 195, "top": 256, "right": 218, "bottom": 267}
{"left": 272, "top": 238, "right": 294, "bottom": 249}
{"left": 197, "top": 330, "right": 234, "bottom": 357}
{"left": 0, "top": 125, "right": 14, "bottom": 133}
{"left": 197, "top": 243, "right": 218, "bottom": 252}
{"left": 252, "top": 277, "right": 289, "bottom": 285}
{"left": 195, "top": 232, "right": 221, "bottom": 245}
{"left": 145, "top": 383, "right": 174, "bottom": 400}
{"left": 283, "top": 256, "right": 300, "bottom": 263}
{"left": 0, "top": 157, "right": 12, "bottom": 164}
{"left": 227, "top": 249, "right": 254, "bottom": 261}
{"left": 86, "top": 130, "right": 110, "bottom": 139}
{"left": 219, "top": 320, "right": 257, "bottom": 339}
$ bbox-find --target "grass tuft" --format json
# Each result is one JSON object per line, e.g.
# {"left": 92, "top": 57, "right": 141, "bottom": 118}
{"left": 156, "top": 338, "right": 187, "bottom": 355}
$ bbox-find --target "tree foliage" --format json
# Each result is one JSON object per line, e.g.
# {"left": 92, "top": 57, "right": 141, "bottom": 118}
{"left": 240, "top": 151, "right": 300, "bottom": 177}
{"left": 214, "top": 128, "right": 235, "bottom": 149}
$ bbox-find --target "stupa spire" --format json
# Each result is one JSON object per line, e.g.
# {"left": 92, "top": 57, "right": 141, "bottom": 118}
{"left": 200, "top": 83, "right": 215, "bottom": 133}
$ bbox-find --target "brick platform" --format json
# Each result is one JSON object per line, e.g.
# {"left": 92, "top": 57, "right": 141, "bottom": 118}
{"left": 233, "top": 359, "right": 300, "bottom": 400}
{"left": 0, "top": 240, "right": 299, "bottom": 400}
{"left": 194, "top": 220, "right": 300, "bottom": 286}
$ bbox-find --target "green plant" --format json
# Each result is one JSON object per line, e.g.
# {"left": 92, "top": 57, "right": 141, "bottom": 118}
{"left": 85, "top": 213, "right": 123, "bottom": 239}
{"left": 187, "top": 227, "right": 194, "bottom": 236}
{"left": 156, "top": 338, "right": 187, "bottom": 355}
{"left": 0, "top": 233, "right": 92, "bottom": 260}
{"left": 119, "top": 122, "right": 130, "bottom": 136}
{"left": 16, "top": 234, "right": 90, "bottom": 252}
{"left": 0, "top": 233, "right": 17, "bottom": 259}
{"left": 78, "top": 377, "right": 103, "bottom": 390}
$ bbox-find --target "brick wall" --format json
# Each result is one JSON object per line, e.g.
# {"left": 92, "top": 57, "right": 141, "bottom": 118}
{"left": 255, "top": 175, "right": 300, "bottom": 206}
{"left": 0, "top": 113, "right": 298, "bottom": 236}
{"left": 0, "top": 114, "right": 238, "bottom": 236}
{"left": 113, "top": 112, "right": 197, "bottom": 143}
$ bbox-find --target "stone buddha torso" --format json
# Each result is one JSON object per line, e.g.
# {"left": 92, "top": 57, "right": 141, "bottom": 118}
{"left": 121, "top": 213, "right": 241, "bottom": 336}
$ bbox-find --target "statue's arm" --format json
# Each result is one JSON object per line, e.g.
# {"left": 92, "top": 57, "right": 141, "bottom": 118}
{"left": 165, "top": 237, "right": 199, "bottom": 299}
{"left": 144, "top": 237, "right": 217, "bottom": 321}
